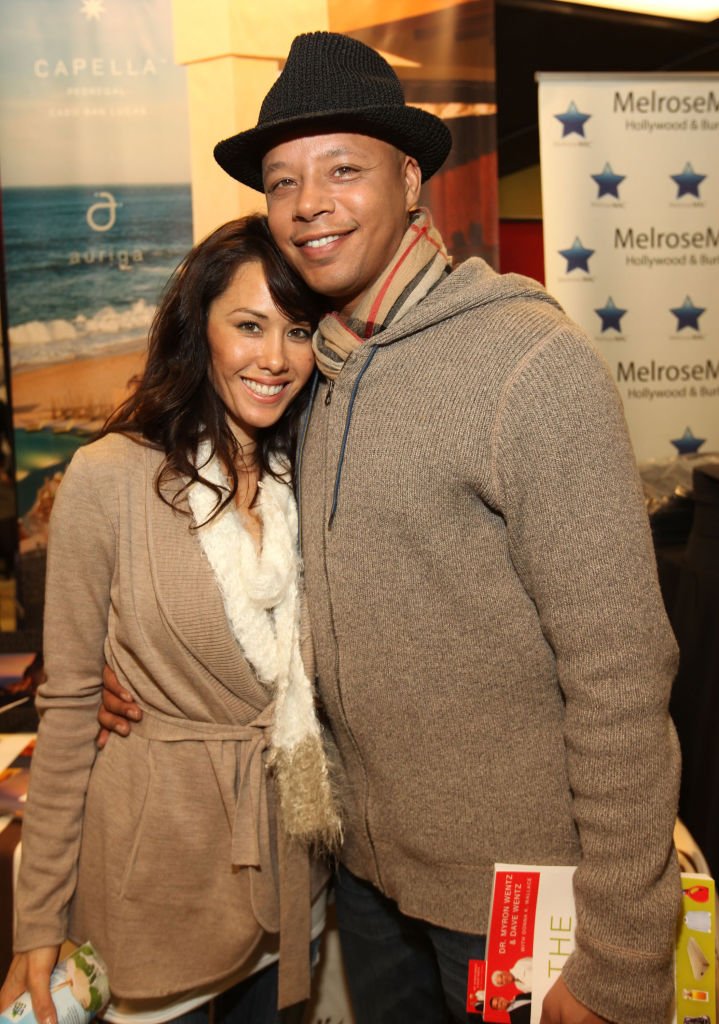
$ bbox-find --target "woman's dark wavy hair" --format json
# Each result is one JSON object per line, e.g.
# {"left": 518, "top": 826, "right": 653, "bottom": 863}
{"left": 101, "top": 214, "right": 325, "bottom": 519}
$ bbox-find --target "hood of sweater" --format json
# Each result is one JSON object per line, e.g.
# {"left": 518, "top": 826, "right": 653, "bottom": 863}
{"left": 365, "top": 256, "right": 563, "bottom": 349}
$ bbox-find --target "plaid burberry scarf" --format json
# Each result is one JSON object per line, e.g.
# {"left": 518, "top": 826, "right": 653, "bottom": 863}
{"left": 311, "top": 207, "right": 452, "bottom": 380}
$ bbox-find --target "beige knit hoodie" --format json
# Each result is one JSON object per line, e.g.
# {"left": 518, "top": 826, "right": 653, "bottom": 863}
{"left": 298, "top": 258, "right": 681, "bottom": 1024}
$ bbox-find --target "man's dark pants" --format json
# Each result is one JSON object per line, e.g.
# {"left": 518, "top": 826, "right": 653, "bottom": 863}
{"left": 334, "top": 864, "right": 487, "bottom": 1023}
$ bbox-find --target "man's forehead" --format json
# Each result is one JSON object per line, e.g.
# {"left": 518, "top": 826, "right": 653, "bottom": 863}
{"left": 262, "top": 131, "right": 399, "bottom": 170}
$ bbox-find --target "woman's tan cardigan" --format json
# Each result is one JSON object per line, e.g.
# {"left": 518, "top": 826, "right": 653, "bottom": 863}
{"left": 14, "top": 433, "right": 323, "bottom": 1008}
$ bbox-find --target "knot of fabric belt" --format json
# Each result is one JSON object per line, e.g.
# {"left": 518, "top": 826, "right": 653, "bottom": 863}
{"left": 228, "top": 706, "right": 275, "bottom": 868}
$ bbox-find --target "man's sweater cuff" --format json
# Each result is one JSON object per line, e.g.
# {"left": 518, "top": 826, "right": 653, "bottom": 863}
{"left": 560, "top": 936, "right": 674, "bottom": 1024}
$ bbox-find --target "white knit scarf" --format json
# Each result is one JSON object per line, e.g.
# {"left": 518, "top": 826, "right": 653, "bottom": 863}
{"left": 187, "top": 440, "right": 341, "bottom": 846}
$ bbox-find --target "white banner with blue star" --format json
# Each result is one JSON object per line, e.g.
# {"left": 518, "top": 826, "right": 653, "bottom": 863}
{"left": 537, "top": 72, "right": 719, "bottom": 462}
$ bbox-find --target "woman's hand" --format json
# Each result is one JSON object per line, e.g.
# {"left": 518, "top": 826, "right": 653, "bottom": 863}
{"left": 0, "top": 947, "right": 61, "bottom": 1024}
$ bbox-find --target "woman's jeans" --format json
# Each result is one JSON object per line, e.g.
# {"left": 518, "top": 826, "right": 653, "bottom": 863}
{"left": 169, "top": 946, "right": 313, "bottom": 1024}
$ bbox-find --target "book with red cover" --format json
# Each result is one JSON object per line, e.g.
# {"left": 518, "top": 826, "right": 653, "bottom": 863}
{"left": 478, "top": 864, "right": 573, "bottom": 1023}
{"left": 474, "top": 863, "right": 716, "bottom": 1024}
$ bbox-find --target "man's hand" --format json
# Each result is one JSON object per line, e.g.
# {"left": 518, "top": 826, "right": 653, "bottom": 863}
{"left": 0, "top": 947, "right": 60, "bottom": 1024}
{"left": 540, "top": 978, "right": 610, "bottom": 1024}
{"left": 96, "top": 664, "right": 142, "bottom": 750}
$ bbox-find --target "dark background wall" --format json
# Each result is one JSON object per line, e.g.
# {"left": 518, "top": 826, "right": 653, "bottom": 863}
{"left": 497, "top": 0, "right": 719, "bottom": 177}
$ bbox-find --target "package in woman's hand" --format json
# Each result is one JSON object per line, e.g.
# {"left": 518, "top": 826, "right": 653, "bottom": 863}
{"left": 0, "top": 944, "right": 110, "bottom": 1024}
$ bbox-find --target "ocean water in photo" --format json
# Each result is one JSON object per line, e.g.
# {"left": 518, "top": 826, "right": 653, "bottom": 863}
{"left": 3, "top": 183, "right": 192, "bottom": 367}
{"left": 15, "top": 426, "right": 87, "bottom": 514}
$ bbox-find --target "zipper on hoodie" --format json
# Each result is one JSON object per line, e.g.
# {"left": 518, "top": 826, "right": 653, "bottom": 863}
{"left": 319, "top": 361, "right": 385, "bottom": 890}
{"left": 294, "top": 369, "right": 320, "bottom": 556}
{"left": 327, "top": 346, "right": 379, "bottom": 530}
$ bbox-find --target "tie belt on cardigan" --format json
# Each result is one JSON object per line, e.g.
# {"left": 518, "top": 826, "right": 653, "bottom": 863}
{"left": 130, "top": 703, "right": 311, "bottom": 1009}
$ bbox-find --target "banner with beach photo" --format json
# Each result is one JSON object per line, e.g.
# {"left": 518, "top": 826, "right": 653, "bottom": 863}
{"left": 538, "top": 72, "right": 719, "bottom": 463}
{"left": 0, "top": 0, "right": 192, "bottom": 546}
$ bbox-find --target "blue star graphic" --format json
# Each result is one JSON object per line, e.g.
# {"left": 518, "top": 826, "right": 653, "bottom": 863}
{"left": 670, "top": 295, "right": 705, "bottom": 331}
{"left": 554, "top": 101, "right": 591, "bottom": 138}
{"left": 671, "top": 162, "right": 706, "bottom": 199}
{"left": 671, "top": 427, "right": 705, "bottom": 455}
{"left": 558, "top": 237, "right": 595, "bottom": 273}
{"left": 591, "top": 163, "right": 625, "bottom": 199}
{"left": 594, "top": 296, "right": 627, "bottom": 332}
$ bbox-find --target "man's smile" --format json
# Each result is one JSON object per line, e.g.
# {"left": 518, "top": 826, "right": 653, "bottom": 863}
{"left": 302, "top": 234, "right": 341, "bottom": 249}
{"left": 293, "top": 228, "right": 354, "bottom": 251}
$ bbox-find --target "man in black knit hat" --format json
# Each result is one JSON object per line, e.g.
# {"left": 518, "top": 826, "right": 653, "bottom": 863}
{"left": 101, "top": 31, "right": 680, "bottom": 1024}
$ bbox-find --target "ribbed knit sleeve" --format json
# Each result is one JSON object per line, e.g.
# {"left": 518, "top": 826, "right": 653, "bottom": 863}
{"left": 492, "top": 329, "right": 681, "bottom": 1024}
{"left": 14, "top": 445, "right": 117, "bottom": 951}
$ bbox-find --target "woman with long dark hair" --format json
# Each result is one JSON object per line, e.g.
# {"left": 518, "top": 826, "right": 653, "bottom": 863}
{"left": 0, "top": 215, "right": 340, "bottom": 1024}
